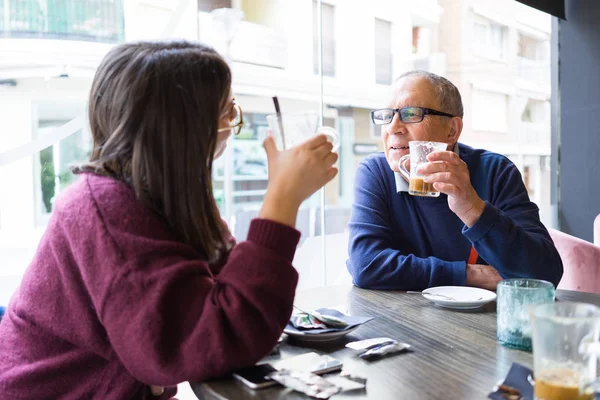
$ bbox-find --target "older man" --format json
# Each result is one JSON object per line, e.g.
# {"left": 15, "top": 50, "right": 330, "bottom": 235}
{"left": 346, "top": 71, "right": 563, "bottom": 291}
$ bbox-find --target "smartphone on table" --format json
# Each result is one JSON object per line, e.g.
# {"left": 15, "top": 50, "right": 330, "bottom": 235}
{"left": 232, "top": 352, "right": 343, "bottom": 390}
{"left": 232, "top": 363, "right": 278, "bottom": 389}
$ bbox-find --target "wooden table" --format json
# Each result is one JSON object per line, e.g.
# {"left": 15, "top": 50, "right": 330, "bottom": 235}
{"left": 190, "top": 286, "right": 600, "bottom": 399}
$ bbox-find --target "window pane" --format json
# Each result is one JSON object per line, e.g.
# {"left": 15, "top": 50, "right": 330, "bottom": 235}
{"left": 472, "top": 16, "right": 506, "bottom": 60}
{"left": 375, "top": 18, "right": 392, "bottom": 85}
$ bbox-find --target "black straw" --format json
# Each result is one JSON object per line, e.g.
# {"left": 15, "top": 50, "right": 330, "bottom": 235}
{"left": 272, "top": 96, "right": 286, "bottom": 149}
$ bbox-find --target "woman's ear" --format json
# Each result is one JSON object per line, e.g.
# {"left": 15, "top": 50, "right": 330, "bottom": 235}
{"left": 447, "top": 117, "right": 463, "bottom": 142}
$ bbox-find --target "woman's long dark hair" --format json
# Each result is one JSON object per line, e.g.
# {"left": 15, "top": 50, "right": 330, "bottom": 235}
{"left": 74, "top": 40, "right": 231, "bottom": 263}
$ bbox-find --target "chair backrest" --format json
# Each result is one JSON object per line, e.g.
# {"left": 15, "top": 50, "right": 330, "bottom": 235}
{"left": 549, "top": 228, "right": 600, "bottom": 293}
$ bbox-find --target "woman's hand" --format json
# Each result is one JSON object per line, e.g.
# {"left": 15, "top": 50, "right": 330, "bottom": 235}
{"left": 259, "top": 135, "right": 338, "bottom": 227}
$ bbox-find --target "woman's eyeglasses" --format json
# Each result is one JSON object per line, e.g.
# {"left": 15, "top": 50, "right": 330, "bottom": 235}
{"left": 371, "top": 106, "right": 455, "bottom": 125}
{"left": 217, "top": 103, "right": 244, "bottom": 135}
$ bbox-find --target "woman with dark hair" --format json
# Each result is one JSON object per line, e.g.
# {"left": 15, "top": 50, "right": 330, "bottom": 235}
{"left": 0, "top": 41, "right": 338, "bottom": 399}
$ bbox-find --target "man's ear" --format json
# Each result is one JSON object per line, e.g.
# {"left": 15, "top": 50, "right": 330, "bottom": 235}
{"left": 447, "top": 117, "right": 463, "bottom": 143}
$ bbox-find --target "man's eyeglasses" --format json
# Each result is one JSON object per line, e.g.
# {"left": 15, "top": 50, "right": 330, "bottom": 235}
{"left": 371, "top": 106, "right": 455, "bottom": 125}
{"left": 217, "top": 103, "right": 244, "bottom": 135}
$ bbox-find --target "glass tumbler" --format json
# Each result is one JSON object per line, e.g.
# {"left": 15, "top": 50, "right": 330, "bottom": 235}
{"left": 497, "top": 279, "right": 555, "bottom": 351}
{"left": 266, "top": 111, "right": 339, "bottom": 152}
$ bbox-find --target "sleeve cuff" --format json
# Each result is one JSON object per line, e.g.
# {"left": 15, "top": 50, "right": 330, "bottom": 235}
{"left": 246, "top": 218, "right": 301, "bottom": 262}
{"left": 449, "top": 261, "right": 467, "bottom": 286}
{"left": 462, "top": 201, "right": 500, "bottom": 243}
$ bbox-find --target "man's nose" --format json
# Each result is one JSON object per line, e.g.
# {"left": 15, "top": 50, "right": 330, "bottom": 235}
{"left": 387, "top": 113, "right": 406, "bottom": 134}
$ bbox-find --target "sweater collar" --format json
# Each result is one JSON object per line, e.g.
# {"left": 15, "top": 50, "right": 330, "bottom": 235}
{"left": 395, "top": 142, "right": 460, "bottom": 193}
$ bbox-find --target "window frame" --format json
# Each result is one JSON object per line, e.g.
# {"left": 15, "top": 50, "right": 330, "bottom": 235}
{"left": 312, "top": 0, "right": 336, "bottom": 77}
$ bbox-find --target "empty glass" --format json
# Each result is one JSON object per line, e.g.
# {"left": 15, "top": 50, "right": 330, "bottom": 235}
{"left": 266, "top": 111, "right": 339, "bottom": 152}
{"left": 530, "top": 302, "right": 600, "bottom": 400}
{"left": 496, "top": 279, "right": 555, "bottom": 351}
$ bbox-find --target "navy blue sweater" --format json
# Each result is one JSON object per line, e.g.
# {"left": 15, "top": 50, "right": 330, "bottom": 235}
{"left": 346, "top": 144, "right": 563, "bottom": 290}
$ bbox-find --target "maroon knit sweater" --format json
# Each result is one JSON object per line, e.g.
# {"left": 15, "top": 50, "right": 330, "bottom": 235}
{"left": 0, "top": 173, "right": 300, "bottom": 399}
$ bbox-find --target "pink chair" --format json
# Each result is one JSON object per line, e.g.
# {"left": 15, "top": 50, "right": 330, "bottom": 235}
{"left": 549, "top": 228, "right": 600, "bottom": 293}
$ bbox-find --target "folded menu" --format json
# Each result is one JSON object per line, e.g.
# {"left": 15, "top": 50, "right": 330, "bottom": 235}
{"left": 286, "top": 308, "right": 373, "bottom": 335}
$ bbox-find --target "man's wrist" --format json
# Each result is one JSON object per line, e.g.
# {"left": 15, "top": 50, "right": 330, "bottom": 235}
{"left": 465, "top": 264, "right": 475, "bottom": 287}
{"left": 458, "top": 198, "right": 486, "bottom": 228}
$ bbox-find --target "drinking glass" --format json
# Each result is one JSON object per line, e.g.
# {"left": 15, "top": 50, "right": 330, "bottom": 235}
{"left": 530, "top": 302, "right": 600, "bottom": 400}
{"left": 397, "top": 141, "right": 447, "bottom": 197}
{"left": 497, "top": 279, "right": 555, "bottom": 351}
{"left": 266, "top": 111, "right": 339, "bottom": 152}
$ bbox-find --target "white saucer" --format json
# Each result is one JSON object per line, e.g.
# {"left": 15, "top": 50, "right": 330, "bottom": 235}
{"left": 422, "top": 286, "right": 496, "bottom": 310}
{"left": 283, "top": 325, "right": 359, "bottom": 343}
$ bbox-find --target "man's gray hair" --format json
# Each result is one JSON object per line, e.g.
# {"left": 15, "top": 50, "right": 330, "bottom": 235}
{"left": 395, "top": 70, "right": 464, "bottom": 118}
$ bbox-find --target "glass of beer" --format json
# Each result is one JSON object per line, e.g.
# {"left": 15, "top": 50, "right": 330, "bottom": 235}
{"left": 530, "top": 302, "right": 600, "bottom": 400}
{"left": 398, "top": 141, "right": 448, "bottom": 197}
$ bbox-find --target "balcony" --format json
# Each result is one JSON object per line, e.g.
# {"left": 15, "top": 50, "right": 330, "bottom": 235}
{"left": 198, "top": 11, "right": 287, "bottom": 69}
{"left": 518, "top": 122, "right": 550, "bottom": 153}
{"left": 0, "top": 0, "right": 124, "bottom": 43}
{"left": 516, "top": 57, "right": 550, "bottom": 86}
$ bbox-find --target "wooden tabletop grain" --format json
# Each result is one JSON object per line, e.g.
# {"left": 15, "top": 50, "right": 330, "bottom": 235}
{"left": 190, "top": 286, "right": 600, "bottom": 400}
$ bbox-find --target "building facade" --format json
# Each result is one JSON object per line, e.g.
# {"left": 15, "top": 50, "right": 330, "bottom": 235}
{"left": 0, "top": 0, "right": 551, "bottom": 292}
{"left": 439, "top": 0, "right": 552, "bottom": 222}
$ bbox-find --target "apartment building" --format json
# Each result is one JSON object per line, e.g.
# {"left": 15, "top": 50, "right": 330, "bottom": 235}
{"left": 439, "top": 0, "right": 552, "bottom": 223}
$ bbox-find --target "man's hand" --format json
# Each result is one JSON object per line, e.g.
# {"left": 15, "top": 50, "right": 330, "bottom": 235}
{"left": 466, "top": 264, "right": 502, "bottom": 291}
{"left": 417, "top": 150, "right": 485, "bottom": 227}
